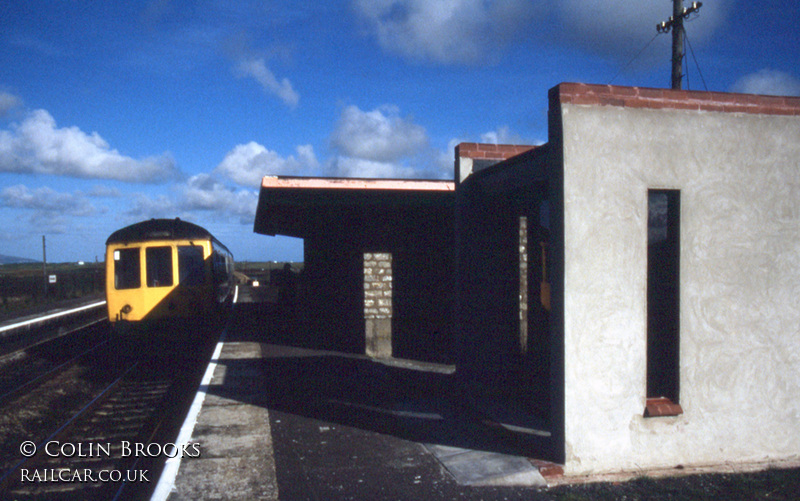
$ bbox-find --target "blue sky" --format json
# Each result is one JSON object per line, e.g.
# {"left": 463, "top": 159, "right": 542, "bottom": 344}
{"left": 1, "top": 1, "right": 798, "bottom": 263}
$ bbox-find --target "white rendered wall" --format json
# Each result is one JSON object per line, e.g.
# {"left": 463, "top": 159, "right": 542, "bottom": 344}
{"left": 560, "top": 103, "right": 800, "bottom": 475}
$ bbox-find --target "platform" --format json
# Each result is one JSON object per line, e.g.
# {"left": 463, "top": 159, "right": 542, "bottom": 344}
{"left": 154, "top": 301, "right": 555, "bottom": 500}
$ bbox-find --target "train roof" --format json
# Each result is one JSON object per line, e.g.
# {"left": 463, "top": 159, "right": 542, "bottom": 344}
{"left": 106, "top": 218, "right": 219, "bottom": 245}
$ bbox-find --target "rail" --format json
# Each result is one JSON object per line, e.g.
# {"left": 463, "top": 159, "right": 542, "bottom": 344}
{"left": 0, "top": 361, "right": 138, "bottom": 491}
{"left": 0, "top": 300, "right": 106, "bottom": 334}
{"left": 0, "top": 337, "right": 108, "bottom": 405}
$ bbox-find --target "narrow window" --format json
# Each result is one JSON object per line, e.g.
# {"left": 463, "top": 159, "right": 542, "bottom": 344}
{"left": 114, "top": 248, "right": 141, "bottom": 290}
{"left": 178, "top": 245, "right": 205, "bottom": 286}
{"left": 146, "top": 246, "right": 173, "bottom": 287}
{"left": 646, "top": 190, "right": 681, "bottom": 413}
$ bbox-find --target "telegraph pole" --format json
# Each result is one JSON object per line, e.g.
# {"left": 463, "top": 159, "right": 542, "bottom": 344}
{"left": 657, "top": 1, "right": 702, "bottom": 90}
{"left": 42, "top": 235, "right": 48, "bottom": 297}
{"left": 670, "top": 0, "right": 685, "bottom": 90}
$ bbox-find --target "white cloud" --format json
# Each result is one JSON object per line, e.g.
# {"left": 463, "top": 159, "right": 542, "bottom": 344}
{"left": 0, "top": 91, "right": 23, "bottom": 117}
{"left": 181, "top": 174, "right": 259, "bottom": 224}
{"left": 87, "top": 185, "right": 122, "bottom": 198}
{"left": 352, "top": 1, "right": 727, "bottom": 68}
{"left": 480, "top": 126, "right": 527, "bottom": 145}
{"left": 236, "top": 58, "right": 300, "bottom": 107}
{"left": 217, "top": 105, "right": 436, "bottom": 181}
{"left": 352, "top": 0, "right": 537, "bottom": 64}
{"left": 29, "top": 213, "right": 71, "bottom": 235}
{"left": 554, "top": 0, "right": 727, "bottom": 66}
{"left": 0, "top": 109, "right": 179, "bottom": 183}
{"left": 730, "top": 69, "right": 800, "bottom": 97}
{"left": 124, "top": 175, "right": 259, "bottom": 225}
{"left": 0, "top": 184, "right": 107, "bottom": 235}
{"left": 125, "top": 193, "right": 180, "bottom": 220}
{"left": 214, "top": 142, "right": 319, "bottom": 187}
{"left": 328, "top": 104, "right": 431, "bottom": 178}
{"left": 330, "top": 105, "right": 427, "bottom": 162}
{"left": 329, "top": 157, "right": 419, "bottom": 179}
{"left": 434, "top": 138, "right": 461, "bottom": 179}
{"left": 0, "top": 184, "right": 97, "bottom": 216}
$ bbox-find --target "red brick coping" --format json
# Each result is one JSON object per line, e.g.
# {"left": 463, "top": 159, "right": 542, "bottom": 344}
{"left": 455, "top": 142, "right": 538, "bottom": 160}
{"left": 556, "top": 82, "right": 800, "bottom": 116}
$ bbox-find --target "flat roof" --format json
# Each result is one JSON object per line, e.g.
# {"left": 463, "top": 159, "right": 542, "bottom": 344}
{"left": 254, "top": 176, "right": 454, "bottom": 238}
{"left": 261, "top": 176, "right": 454, "bottom": 192}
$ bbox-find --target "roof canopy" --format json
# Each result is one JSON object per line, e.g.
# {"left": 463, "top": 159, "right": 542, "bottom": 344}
{"left": 253, "top": 176, "right": 454, "bottom": 239}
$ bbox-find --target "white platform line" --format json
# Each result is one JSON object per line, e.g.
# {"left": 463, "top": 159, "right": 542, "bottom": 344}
{"left": 0, "top": 300, "right": 107, "bottom": 334}
{"left": 150, "top": 286, "right": 236, "bottom": 501}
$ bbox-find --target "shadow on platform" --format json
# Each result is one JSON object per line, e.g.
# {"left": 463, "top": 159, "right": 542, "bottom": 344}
{"left": 210, "top": 299, "right": 554, "bottom": 461}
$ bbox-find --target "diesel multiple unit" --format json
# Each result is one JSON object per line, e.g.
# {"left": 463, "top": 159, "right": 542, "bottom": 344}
{"left": 105, "top": 218, "right": 234, "bottom": 327}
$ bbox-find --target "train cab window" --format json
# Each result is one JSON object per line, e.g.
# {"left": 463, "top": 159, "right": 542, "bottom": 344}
{"left": 178, "top": 245, "right": 205, "bottom": 286}
{"left": 114, "top": 248, "right": 141, "bottom": 290}
{"left": 146, "top": 246, "right": 174, "bottom": 287}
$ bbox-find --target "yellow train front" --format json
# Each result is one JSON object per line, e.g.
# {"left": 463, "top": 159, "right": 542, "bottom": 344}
{"left": 105, "top": 218, "right": 234, "bottom": 333}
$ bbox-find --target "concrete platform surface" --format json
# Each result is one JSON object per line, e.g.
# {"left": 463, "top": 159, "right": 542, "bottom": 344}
{"left": 162, "top": 341, "right": 279, "bottom": 500}
{"left": 159, "top": 338, "right": 554, "bottom": 501}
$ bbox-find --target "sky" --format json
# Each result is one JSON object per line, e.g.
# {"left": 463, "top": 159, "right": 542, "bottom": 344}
{"left": 1, "top": 1, "right": 798, "bottom": 263}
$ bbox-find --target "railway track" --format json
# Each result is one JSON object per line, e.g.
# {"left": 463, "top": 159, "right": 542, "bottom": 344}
{"left": 0, "top": 309, "right": 223, "bottom": 500}
{"left": 0, "top": 321, "right": 110, "bottom": 406}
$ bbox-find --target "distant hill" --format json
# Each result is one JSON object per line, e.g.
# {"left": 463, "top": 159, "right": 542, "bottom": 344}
{"left": 0, "top": 254, "right": 39, "bottom": 265}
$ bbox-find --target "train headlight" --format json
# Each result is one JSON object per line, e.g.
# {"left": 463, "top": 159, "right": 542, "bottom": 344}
{"left": 120, "top": 304, "right": 132, "bottom": 314}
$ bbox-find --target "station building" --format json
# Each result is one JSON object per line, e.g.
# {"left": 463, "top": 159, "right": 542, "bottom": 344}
{"left": 253, "top": 83, "right": 800, "bottom": 476}
{"left": 253, "top": 177, "right": 455, "bottom": 363}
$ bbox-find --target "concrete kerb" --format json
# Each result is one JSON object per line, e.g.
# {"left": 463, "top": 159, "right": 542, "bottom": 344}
{"left": 424, "top": 444, "right": 547, "bottom": 487}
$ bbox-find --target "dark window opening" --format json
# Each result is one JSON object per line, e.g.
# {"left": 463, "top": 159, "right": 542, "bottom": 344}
{"left": 647, "top": 190, "right": 681, "bottom": 410}
{"left": 146, "top": 246, "right": 173, "bottom": 287}
{"left": 179, "top": 245, "right": 205, "bottom": 286}
{"left": 519, "top": 215, "right": 529, "bottom": 354}
{"left": 114, "top": 248, "right": 141, "bottom": 290}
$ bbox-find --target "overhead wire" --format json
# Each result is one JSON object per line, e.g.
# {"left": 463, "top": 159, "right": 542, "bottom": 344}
{"left": 684, "top": 28, "right": 690, "bottom": 90}
{"left": 608, "top": 31, "right": 661, "bottom": 85}
{"left": 609, "top": 4, "right": 707, "bottom": 90}
{"left": 683, "top": 27, "right": 708, "bottom": 91}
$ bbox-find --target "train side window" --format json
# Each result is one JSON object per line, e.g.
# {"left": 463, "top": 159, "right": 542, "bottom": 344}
{"left": 146, "top": 246, "right": 174, "bottom": 287}
{"left": 179, "top": 245, "right": 205, "bottom": 286}
{"left": 114, "top": 248, "right": 141, "bottom": 290}
{"left": 211, "top": 252, "right": 227, "bottom": 282}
